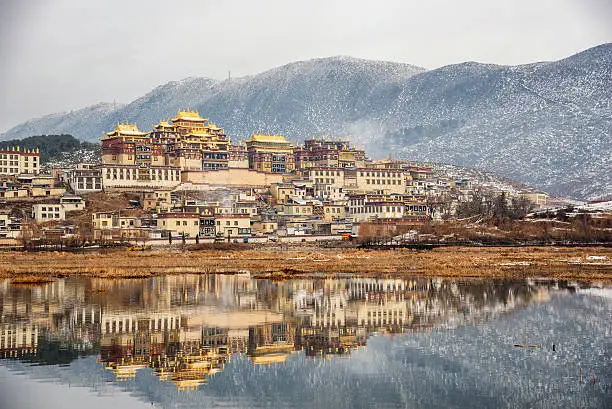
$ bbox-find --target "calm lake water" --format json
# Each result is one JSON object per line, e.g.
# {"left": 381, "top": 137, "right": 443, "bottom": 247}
{"left": 0, "top": 275, "right": 610, "bottom": 409}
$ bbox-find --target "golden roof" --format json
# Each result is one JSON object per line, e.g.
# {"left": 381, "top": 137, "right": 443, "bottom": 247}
{"left": 247, "top": 133, "right": 292, "bottom": 144}
{"left": 154, "top": 120, "right": 173, "bottom": 128}
{"left": 104, "top": 122, "right": 149, "bottom": 137}
{"left": 171, "top": 109, "right": 206, "bottom": 122}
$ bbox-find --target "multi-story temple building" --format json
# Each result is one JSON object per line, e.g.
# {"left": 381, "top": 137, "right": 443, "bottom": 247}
{"left": 100, "top": 122, "right": 181, "bottom": 190}
{"left": 228, "top": 145, "right": 248, "bottom": 168}
{"left": 294, "top": 137, "right": 367, "bottom": 169}
{"left": 245, "top": 134, "right": 295, "bottom": 173}
{"left": 150, "top": 110, "right": 230, "bottom": 170}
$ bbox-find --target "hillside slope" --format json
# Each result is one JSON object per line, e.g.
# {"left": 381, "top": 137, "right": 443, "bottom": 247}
{"left": 1, "top": 46, "right": 610, "bottom": 200}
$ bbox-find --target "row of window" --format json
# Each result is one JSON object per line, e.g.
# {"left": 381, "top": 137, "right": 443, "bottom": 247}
{"left": 313, "top": 170, "right": 342, "bottom": 176}
{"left": 349, "top": 205, "right": 427, "bottom": 214}
{"left": 203, "top": 162, "right": 228, "bottom": 169}
{"left": 74, "top": 176, "right": 101, "bottom": 183}
{"left": 365, "top": 179, "right": 402, "bottom": 185}
{"left": 289, "top": 206, "right": 312, "bottom": 214}
{"left": 175, "top": 220, "right": 199, "bottom": 226}
{"left": 217, "top": 220, "right": 244, "bottom": 226}
{"left": 76, "top": 183, "right": 102, "bottom": 190}
{"left": 0, "top": 154, "right": 32, "bottom": 160}
{"left": 325, "top": 207, "right": 343, "bottom": 213}
{"left": 360, "top": 171, "right": 401, "bottom": 178}
{"left": 360, "top": 206, "right": 403, "bottom": 214}
{"left": 204, "top": 153, "right": 228, "bottom": 160}
{"left": 38, "top": 213, "right": 61, "bottom": 219}
{"left": 104, "top": 168, "right": 180, "bottom": 181}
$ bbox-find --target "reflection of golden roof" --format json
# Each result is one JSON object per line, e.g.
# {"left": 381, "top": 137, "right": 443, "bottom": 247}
{"left": 171, "top": 109, "right": 206, "bottom": 122}
{"left": 249, "top": 352, "right": 291, "bottom": 365}
{"left": 249, "top": 343, "right": 294, "bottom": 365}
{"left": 247, "top": 133, "right": 292, "bottom": 144}
{"left": 105, "top": 363, "right": 149, "bottom": 379}
{"left": 174, "top": 379, "right": 205, "bottom": 391}
{"left": 104, "top": 122, "right": 149, "bottom": 137}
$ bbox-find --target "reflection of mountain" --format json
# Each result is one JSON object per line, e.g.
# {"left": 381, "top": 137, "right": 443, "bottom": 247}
{"left": 2, "top": 276, "right": 609, "bottom": 409}
{"left": 1, "top": 275, "right": 547, "bottom": 389}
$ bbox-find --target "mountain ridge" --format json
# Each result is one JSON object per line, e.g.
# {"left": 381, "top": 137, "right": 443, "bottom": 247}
{"left": 1, "top": 45, "right": 610, "bottom": 200}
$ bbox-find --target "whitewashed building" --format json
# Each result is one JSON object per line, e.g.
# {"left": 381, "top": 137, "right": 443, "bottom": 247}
{"left": 32, "top": 203, "right": 65, "bottom": 222}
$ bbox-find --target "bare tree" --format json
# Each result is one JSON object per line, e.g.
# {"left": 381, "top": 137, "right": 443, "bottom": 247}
{"left": 19, "top": 221, "right": 41, "bottom": 250}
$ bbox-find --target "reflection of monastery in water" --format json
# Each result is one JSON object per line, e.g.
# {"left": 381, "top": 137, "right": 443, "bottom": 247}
{"left": 0, "top": 275, "right": 550, "bottom": 390}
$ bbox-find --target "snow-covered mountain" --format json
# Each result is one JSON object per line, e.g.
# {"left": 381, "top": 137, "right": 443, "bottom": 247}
{"left": 1, "top": 45, "right": 610, "bottom": 200}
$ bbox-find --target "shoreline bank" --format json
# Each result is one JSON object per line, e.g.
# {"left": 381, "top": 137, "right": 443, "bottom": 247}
{"left": 1, "top": 246, "right": 610, "bottom": 282}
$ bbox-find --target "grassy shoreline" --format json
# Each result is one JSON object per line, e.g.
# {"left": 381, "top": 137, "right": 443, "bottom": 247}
{"left": 1, "top": 246, "right": 610, "bottom": 282}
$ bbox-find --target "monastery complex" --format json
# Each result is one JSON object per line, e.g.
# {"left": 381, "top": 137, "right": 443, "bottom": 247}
{"left": 0, "top": 110, "right": 549, "bottom": 245}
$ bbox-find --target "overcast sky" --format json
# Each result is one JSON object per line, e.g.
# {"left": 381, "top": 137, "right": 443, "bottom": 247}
{"left": 0, "top": 0, "right": 610, "bottom": 133}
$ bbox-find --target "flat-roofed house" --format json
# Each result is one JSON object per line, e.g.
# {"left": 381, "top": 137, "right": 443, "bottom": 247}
{"left": 32, "top": 203, "right": 65, "bottom": 223}
{"left": 157, "top": 212, "right": 200, "bottom": 237}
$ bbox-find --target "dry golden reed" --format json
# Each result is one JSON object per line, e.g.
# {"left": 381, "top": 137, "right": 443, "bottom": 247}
{"left": 0, "top": 246, "right": 609, "bottom": 282}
